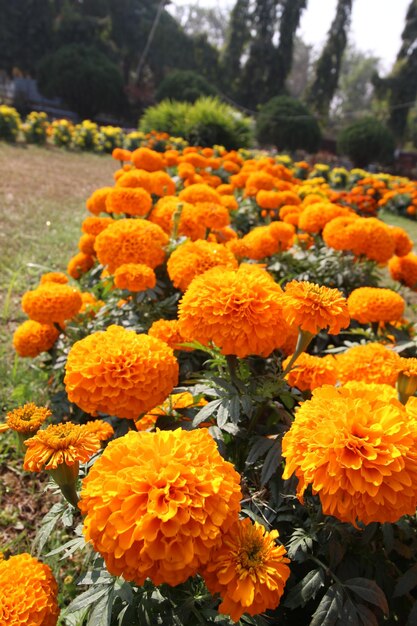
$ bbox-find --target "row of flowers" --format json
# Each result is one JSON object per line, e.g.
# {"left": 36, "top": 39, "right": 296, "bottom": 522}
{"left": 4, "top": 141, "right": 417, "bottom": 624}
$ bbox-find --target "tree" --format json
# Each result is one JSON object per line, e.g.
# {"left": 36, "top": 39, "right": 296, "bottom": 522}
{"left": 156, "top": 70, "right": 216, "bottom": 103}
{"left": 375, "top": 0, "right": 417, "bottom": 143}
{"left": 239, "top": 0, "right": 280, "bottom": 108}
{"left": 307, "top": 0, "right": 354, "bottom": 118}
{"left": 270, "top": 0, "right": 307, "bottom": 96}
{"left": 286, "top": 37, "right": 314, "bottom": 99}
{"left": 37, "top": 44, "right": 125, "bottom": 119}
{"left": 337, "top": 116, "right": 395, "bottom": 167}
{"left": 221, "top": 0, "right": 251, "bottom": 97}
{"left": 168, "top": 3, "right": 229, "bottom": 49}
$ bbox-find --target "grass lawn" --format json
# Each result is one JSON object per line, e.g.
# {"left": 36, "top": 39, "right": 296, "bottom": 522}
{"left": 379, "top": 209, "right": 417, "bottom": 244}
{"left": 0, "top": 143, "right": 116, "bottom": 412}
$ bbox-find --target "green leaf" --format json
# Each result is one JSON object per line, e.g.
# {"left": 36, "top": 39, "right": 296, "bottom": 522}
{"left": 394, "top": 564, "right": 417, "bottom": 598}
{"left": 344, "top": 578, "right": 388, "bottom": 615}
{"left": 284, "top": 568, "right": 325, "bottom": 609}
{"left": 33, "top": 502, "right": 66, "bottom": 555}
{"left": 246, "top": 437, "right": 275, "bottom": 466}
{"left": 355, "top": 603, "right": 379, "bottom": 626}
{"left": 46, "top": 535, "right": 86, "bottom": 559}
{"left": 65, "top": 586, "right": 110, "bottom": 614}
{"left": 287, "top": 528, "right": 314, "bottom": 562}
{"left": 192, "top": 399, "right": 222, "bottom": 426}
{"left": 309, "top": 585, "right": 344, "bottom": 626}
{"left": 261, "top": 438, "right": 282, "bottom": 485}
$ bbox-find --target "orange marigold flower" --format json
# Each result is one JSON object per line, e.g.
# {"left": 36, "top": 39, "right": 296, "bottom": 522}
{"left": 323, "top": 216, "right": 395, "bottom": 264}
{"left": 196, "top": 201, "right": 230, "bottom": 230}
{"left": 244, "top": 171, "right": 276, "bottom": 196}
{"left": 220, "top": 195, "right": 239, "bottom": 211}
{"left": 281, "top": 281, "right": 350, "bottom": 335}
{"left": 167, "top": 240, "right": 238, "bottom": 292}
{"left": 150, "top": 171, "right": 176, "bottom": 196}
{"left": 179, "top": 183, "right": 222, "bottom": 205}
{"left": 282, "top": 382, "right": 417, "bottom": 525}
{"left": 24, "top": 422, "right": 101, "bottom": 471}
{"left": 94, "top": 218, "right": 168, "bottom": 273}
{"left": 105, "top": 187, "right": 152, "bottom": 217}
{"left": 82, "top": 420, "right": 114, "bottom": 442}
{"left": 81, "top": 216, "right": 114, "bottom": 236}
{"left": 299, "top": 202, "right": 352, "bottom": 233}
{"left": 78, "top": 233, "right": 96, "bottom": 256}
{"left": 390, "top": 226, "right": 413, "bottom": 257}
{"left": 22, "top": 283, "right": 82, "bottom": 324}
{"left": 79, "top": 428, "right": 242, "bottom": 586}
{"left": 5, "top": 402, "right": 51, "bottom": 435}
{"left": 13, "top": 320, "right": 59, "bottom": 357}
{"left": 389, "top": 253, "right": 417, "bottom": 288}
{"left": 67, "top": 252, "right": 95, "bottom": 279}
{"left": 284, "top": 353, "right": 338, "bottom": 391}
{"left": 148, "top": 319, "right": 189, "bottom": 351}
{"left": 135, "top": 391, "right": 206, "bottom": 431}
{"left": 114, "top": 263, "right": 156, "bottom": 292}
{"left": 64, "top": 325, "right": 179, "bottom": 419}
{"left": 202, "top": 518, "right": 290, "bottom": 623}
{"left": 237, "top": 222, "right": 295, "bottom": 260}
{"left": 40, "top": 272, "right": 68, "bottom": 285}
{"left": 0, "top": 552, "right": 59, "bottom": 626}
{"left": 178, "top": 264, "right": 290, "bottom": 358}
{"left": 116, "top": 168, "right": 153, "bottom": 192}
{"left": 256, "top": 189, "right": 284, "bottom": 210}
{"left": 86, "top": 187, "right": 113, "bottom": 215}
{"left": 336, "top": 342, "right": 401, "bottom": 386}
{"left": 347, "top": 287, "right": 405, "bottom": 324}
{"left": 112, "top": 148, "right": 131, "bottom": 162}
{"left": 131, "top": 147, "right": 165, "bottom": 172}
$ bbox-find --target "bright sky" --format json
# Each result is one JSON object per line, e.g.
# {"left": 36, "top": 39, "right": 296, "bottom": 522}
{"left": 170, "top": 0, "right": 410, "bottom": 72}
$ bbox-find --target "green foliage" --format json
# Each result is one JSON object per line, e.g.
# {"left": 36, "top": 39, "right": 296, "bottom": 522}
{"left": 337, "top": 116, "right": 396, "bottom": 167}
{"left": 0, "top": 105, "right": 21, "bottom": 142}
{"left": 256, "top": 95, "right": 321, "bottom": 152}
{"left": 270, "top": 0, "right": 307, "bottom": 95}
{"left": 37, "top": 43, "right": 125, "bottom": 119}
{"left": 140, "top": 97, "right": 253, "bottom": 149}
{"left": 156, "top": 70, "right": 216, "bottom": 103}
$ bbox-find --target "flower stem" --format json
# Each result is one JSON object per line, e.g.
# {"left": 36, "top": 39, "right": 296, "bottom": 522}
{"left": 281, "top": 329, "right": 315, "bottom": 378}
{"left": 226, "top": 354, "right": 240, "bottom": 387}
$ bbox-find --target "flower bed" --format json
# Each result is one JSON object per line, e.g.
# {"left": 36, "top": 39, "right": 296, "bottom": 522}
{"left": 3, "top": 142, "right": 417, "bottom": 625}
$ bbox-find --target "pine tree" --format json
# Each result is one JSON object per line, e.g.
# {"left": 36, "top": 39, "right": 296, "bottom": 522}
{"left": 307, "top": 0, "right": 353, "bottom": 118}
{"left": 270, "top": 0, "right": 307, "bottom": 96}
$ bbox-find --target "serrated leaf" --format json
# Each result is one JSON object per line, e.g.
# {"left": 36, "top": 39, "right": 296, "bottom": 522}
{"left": 229, "top": 395, "right": 241, "bottom": 422}
{"left": 65, "top": 586, "right": 110, "bottom": 614}
{"left": 33, "top": 502, "right": 66, "bottom": 554}
{"left": 394, "top": 564, "right": 417, "bottom": 598}
{"left": 62, "top": 607, "right": 90, "bottom": 626}
{"left": 344, "top": 578, "right": 388, "bottom": 614}
{"left": 261, "top": 438, "right": 282, "bottom": 485}
{"left": 339, "top": 597, "right": 360, "bottom": 626}
{"left": 309, "top": 585, "right": 344, "bottom": 626}
{"left": 192, "top": 399, "right": 222, "bottom": 426}
{"left": 217, "top": 401, "right": 230, "bottom": 428}
{"left": 87, "top": 587, "right": 114, "bottom": 626}
{"left": 287, "top": 528, "right": 314, "bottom": 561}
{"left": 246, "top": 437, "right": 275, "bottom": 466}
{"left": 46, "top": 536, "right": 85, "bottom": 559}
{"left": 240, "top": 395, "right": 253, "bottom": 417}
{"left": 284, "top": 569, "right": 325, "bottom": 609}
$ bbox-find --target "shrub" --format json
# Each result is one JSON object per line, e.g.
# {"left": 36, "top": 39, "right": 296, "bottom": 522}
{"left": 0, "top": 105, "right": 21, "bottom": 142}
{"left": 50, "top": 119, "right": 74, "bottom": 147}
{"left": 96, "top": 125, "right": 125, "bottom": 153}
{"left": 37, "top": 44, "right": 125, "bottom": 119}
{"left": 256, "top": 96, "right": 321, "bottom": 153}
{"left": 22, "top": 111, "right": 49, "bottom": 145}
{"left": 337, "top": 116, "right": 396, "bottom": 167}
{"left": 156, "top": 70, "right": 217, "bottom": 103}
{"left": 72, "top": 120, "right": 99, "bottom": 151}
{"left": 139, "top": 97, "right": 253, "bottom": 149}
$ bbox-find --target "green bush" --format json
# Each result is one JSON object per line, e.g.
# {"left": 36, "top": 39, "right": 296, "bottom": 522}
{"left": 256, "top": 96, "right": 321, "bottom": 153}
{"left": 0, "top": 105, "right": 21, "bottom": 142}
{"left": 139, "top": 97, "right": 253, "bottom": 150}
{"left": 337, "top": 116, "right": 395, "bottom": 167}
{"left": 156, "top": 70, "right": 216, "bottom": 103}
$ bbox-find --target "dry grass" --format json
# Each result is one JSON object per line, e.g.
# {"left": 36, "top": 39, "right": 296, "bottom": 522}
{"left": 0, "top": 143, "right": 116, "bottom": 412}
